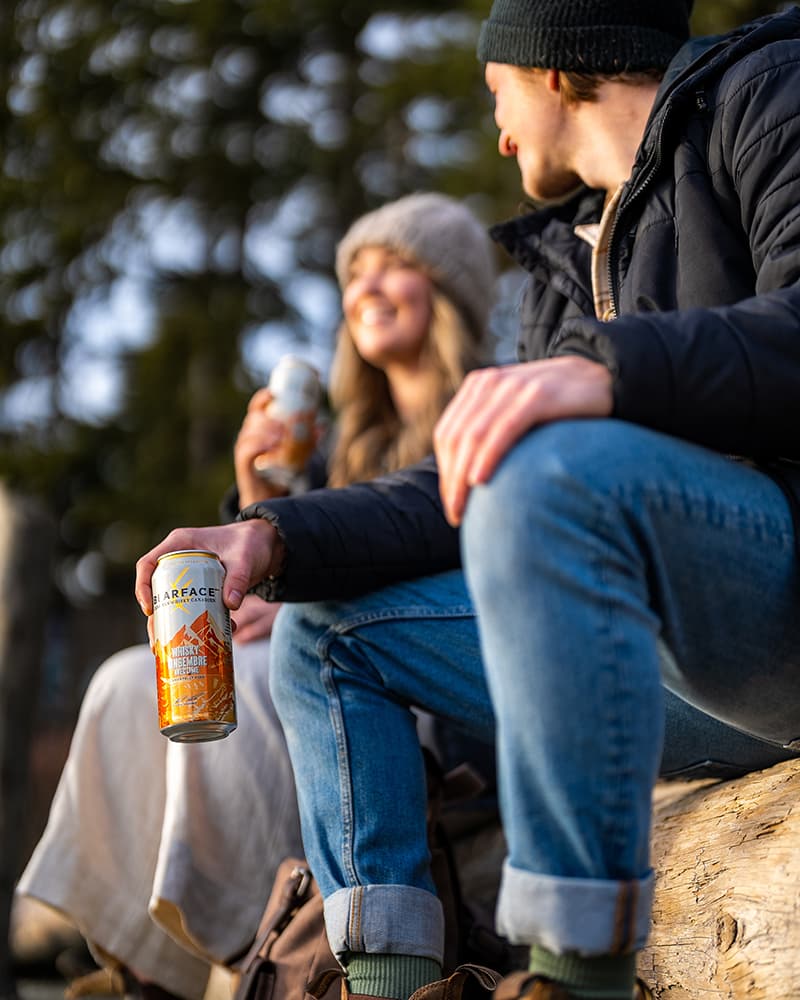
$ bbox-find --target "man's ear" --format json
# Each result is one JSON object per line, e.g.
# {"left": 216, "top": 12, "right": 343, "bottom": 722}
{"left": 546, "top": 68, "right": 561, "bottom": 93}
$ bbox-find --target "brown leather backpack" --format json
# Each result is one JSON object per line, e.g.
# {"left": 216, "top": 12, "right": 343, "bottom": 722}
{"left": 234, "top": 858, "right": 338, "bottom": 1000}
{"left": 233, "top": 755, "right": 517, "bottom": 1000}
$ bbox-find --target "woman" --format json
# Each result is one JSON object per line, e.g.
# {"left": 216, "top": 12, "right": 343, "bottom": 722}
{"left": 16, "top": 192, "right": 497, "bottom": 1000}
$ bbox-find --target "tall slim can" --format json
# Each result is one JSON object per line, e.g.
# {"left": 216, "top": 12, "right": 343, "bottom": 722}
{"left": 152, "top": 549, "right": 237, "bottom": 743}
{"left": 253, "top": 355, "right": 323, "bottom": 488}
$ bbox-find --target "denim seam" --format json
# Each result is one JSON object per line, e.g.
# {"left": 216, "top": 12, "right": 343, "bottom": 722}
{"left": 610, "top": 879, "right": 639, "bottom": 954}
{"left": 583, "top": 482, "right": 659, "bottom": 952}
{"left": 311, "top": 594, "right": 476, "bottom": 895}
{"left": 591, "top": 494, "right": 642, "bottom": 870}
{"left": 349, "top": 885, "right": 364, "bottom": 950}
{"left": 315, "top": 609, "right": 470, "bottom": 892}
{"left": 612, "top": 480, "right": 794, "bottom": 550}
{"left": 319, "top": 650, "right": 358, "bottom": 887}
{"left": 328, "top": 604, "right": 475, "bottom": 634}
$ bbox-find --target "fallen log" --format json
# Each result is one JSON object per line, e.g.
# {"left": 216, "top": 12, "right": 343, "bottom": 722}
{"left": 639, "top": 758, "right": 800, "bottom": 998}
{"left": 210, "top": 755, "right": 800, "bottom": 998}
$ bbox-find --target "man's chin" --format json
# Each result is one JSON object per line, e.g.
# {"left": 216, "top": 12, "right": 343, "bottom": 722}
{"left": 522, "top": 182, "right": 586, "bottom": 209}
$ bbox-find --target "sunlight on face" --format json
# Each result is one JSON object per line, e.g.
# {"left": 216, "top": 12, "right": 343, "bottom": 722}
{"left": 485, "top": 62, "right": 580, "bottom": 202}
{"left": 343, "top": 246, "right": 433, "bottom": 370}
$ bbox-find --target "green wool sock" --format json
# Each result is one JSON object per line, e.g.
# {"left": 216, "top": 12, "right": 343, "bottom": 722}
{"left": 529, "top": 944, "right": 637, "bottom": 999}
{"left": 345, "top": 953, "right": 442, "bottom": 1000}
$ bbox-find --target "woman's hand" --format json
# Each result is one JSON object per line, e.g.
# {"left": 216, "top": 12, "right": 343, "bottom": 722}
{"left": 231, "top": 594, "right": 282, "bottom": 644}
{"left": 233, "top": 387, "right": 290, "bottom": 507}
{"left": 433, "top": 356, "right": 613, "bottom": 525}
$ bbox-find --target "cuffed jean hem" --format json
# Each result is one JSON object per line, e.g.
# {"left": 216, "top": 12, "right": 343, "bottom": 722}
{"left": 323, "top": 885, "right": 444, "bottom": 963}
{"left": 496, "top": 860, "right": 654, "bottom": 957}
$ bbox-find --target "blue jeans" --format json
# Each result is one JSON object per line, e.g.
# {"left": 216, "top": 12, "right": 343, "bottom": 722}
{"left": 270, "top": 419, "right": 800, "bottom": 963}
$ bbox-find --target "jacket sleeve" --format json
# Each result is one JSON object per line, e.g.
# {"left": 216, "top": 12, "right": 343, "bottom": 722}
{"left": 549, "top": 43, "right": 800, "bottom": 460}
{"left": 237, "top": 455, "right": 460, "bottom": 602}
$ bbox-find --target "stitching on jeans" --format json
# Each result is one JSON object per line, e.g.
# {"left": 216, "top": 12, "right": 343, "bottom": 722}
{"left": 611, "top": 480, "right": 794, "bottom": 549}
{"left": 319, "top": 655, "right": 358, "bottom": 887}
{"left": 349, "top": 886, "right": 363, "bottom": 949}
{"left": 616, "top": 879, "right": 640, "bottom": 954}
{"left": 313, "top": 595, "right": 480, "bottom": 894}
{"left": 591, "top": 489, "right": 642, "bottom": 865}
{"left": 626, "top": 879, "right": 638, "bottom": 953}
{"left": 331, "top": 605, "right": 475, "bottom": 634}
{"left": 621, "top": 882, "right": 639, "bottom": 955}
{"left": 611, "top": 880, "right": 637, "bottom": 954}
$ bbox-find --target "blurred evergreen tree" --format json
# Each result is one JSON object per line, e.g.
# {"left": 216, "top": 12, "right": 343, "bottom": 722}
{"left": 693, "top": 0, "right": 782, "bottom": 34}
{"left": 0, "top": 0, "right": 785, "bottom": 605}
{"left": 0, "top": 0, "right": 520, "bottom": 599}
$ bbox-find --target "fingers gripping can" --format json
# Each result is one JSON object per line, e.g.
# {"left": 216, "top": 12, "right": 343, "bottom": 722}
{"left": 253, "top": 355, "right": 323, "bottom": 488}
{"left": 152, "top": 550, "right": 237, "bottom": 742}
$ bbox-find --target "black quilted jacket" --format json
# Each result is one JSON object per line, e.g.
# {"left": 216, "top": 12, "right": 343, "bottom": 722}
{"left": 243, "top": 8, "right": 800, "bottom": 602}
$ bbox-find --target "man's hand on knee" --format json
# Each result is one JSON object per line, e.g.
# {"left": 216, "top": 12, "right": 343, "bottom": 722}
{"left": 433, "top": 357, "right": 613, "bottom": 525}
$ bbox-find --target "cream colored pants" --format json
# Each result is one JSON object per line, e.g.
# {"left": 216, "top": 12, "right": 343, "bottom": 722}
{"left": 17, "top": 636, "right": 302, "bottom": 998}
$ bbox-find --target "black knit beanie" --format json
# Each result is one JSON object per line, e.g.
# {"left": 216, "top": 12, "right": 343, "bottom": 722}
{"left": 477, "top": 0, "right": 694, "bottom": 74}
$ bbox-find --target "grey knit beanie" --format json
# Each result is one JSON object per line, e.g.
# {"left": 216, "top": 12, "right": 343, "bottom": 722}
{"left": 335, "top": 192, "right": 496, "bottom": 338}
{"left": 477, "top": 0, "right": 693, "bottom": 74}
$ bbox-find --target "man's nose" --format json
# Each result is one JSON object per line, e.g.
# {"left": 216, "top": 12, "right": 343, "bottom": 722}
{"left": 498, "top": 131, "right": 517, "bottom": 157}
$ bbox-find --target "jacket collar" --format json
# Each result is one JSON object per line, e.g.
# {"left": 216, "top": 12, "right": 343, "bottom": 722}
{"left": 490, "top": 188, "right": 604, "bottom": 276}
{"left": 639, "top": 8, "right": 800, "bottom": 169}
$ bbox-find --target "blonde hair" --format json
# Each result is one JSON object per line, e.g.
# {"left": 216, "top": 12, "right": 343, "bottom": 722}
{"left": 326, "top": 288, "right": 489, "bottom": 488}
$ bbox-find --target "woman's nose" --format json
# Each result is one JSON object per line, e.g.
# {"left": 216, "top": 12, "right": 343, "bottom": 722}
{"left": 354, "top": 268, "right": 384, "bottom": 294}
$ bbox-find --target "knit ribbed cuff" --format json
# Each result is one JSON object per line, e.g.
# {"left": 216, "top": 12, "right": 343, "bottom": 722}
{"left": 529, "top": 944, "right": 636, "bottom": 997}
{"left": 345, "top": 954, "right": 442, "bottom": 1000}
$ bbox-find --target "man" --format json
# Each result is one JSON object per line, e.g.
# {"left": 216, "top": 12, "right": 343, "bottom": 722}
{"left": 136, "top": 3, "right": 800, "bottom": 998}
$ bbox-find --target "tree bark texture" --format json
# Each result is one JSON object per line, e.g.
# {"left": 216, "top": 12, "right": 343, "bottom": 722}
{"left": 0, "top": 484, "right": 54, "bottom": 994}
{"left": 639, "top": 758, "right": 800, "bottom": 998}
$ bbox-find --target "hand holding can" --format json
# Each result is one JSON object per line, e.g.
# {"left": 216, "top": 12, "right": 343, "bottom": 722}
{"left": 152, "top": 549, "right": 237, "bottom": 743}
{"left": 252, "top": 356, "right": 323, "bottom": 489}
{"left": 233, "top": 386, "right": 291, "bottom": 505}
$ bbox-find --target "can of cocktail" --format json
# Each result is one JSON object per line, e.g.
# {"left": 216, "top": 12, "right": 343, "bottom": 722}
{"left": 253, "top": 355, "right": 323, "bottom": 488}
{"left": 152, "top": 550, "right": 237, "bottom": 743}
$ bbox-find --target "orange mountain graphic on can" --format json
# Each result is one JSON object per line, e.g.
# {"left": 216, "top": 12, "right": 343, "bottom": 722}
{"left": 155, "top": 609, "right": 236, "bottom": 730}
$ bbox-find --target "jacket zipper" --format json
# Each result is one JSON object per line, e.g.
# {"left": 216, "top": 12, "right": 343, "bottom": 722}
{"left": 605, "top": 102, "right": 671, "bottom": 320}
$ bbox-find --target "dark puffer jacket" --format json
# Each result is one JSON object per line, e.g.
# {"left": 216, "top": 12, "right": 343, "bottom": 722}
{"left": 243, "top": 8, "right": 800, "bottom": 602}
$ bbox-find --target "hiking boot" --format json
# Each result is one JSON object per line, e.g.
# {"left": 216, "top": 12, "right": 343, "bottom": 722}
{"left": 309, "top": 964, "right": 653, "bottom": 1000}
{"left": 494, "top": 970, "right": 653, "bottom": 1000}
{"left": 410, "top": 964, "right": 503, "bottom": 1000}
{"left": 64, "top": 967, "right": 128, "bottom": 999}
{"left": 308, "top": 964, "right": 502, "bottom": 1000}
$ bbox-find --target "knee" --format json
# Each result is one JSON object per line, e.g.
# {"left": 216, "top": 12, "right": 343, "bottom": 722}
{"left": 83, "top": 644, "right": 155, "bottom": 710}
{"left": 269, "top": 601, "right": 333, "bottom": 723}
{"left": 462, "top": 419, "right": 644, "bottom": 583}
{"left": 269, "top": 604, "right": 306, "bottom": 712}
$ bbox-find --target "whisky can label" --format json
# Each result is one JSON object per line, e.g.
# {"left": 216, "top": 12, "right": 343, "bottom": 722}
{"left": 152, "top": 550, "right": 237, "bottom": 743}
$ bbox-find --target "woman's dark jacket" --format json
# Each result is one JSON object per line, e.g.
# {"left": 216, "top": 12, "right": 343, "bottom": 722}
{"left": 243, "top": 8, "right": 800, "bottom": 602}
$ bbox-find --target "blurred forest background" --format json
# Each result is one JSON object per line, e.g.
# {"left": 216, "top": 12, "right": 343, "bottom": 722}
{"left": 0, "top": 0, "right": 787, "bottom": 859}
